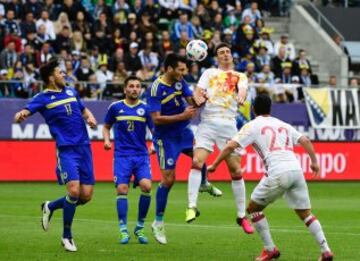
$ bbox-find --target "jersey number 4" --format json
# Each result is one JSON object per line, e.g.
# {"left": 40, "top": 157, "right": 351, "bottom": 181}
{"left": 261, "top": 126, "right": 292, "bottom": 152}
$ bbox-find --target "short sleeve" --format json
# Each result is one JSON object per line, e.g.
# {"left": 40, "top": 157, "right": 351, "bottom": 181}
{"left": 104, "top": 104, "right": 116, "bottom": 125}
{"left": 147, "top": 82, "right": 162, "bottom": 113}
{"left": 232, "top": 123, "right": 254, "bottom": 148}
{"left": 197, "top": 69, "right": 210, "bottom": 90}
{"left": 237, "top": 73, "right": 248, "bottom": 91}
{"left": 24, "top": 94, "right": 44, "bottom": 115}
{"left": 74, "top": 89, "right": 85, "bottom": 112}
{"left": 288, "top": 125, "right": 303, "bottom": 145}
{"left": 182, "top": 80, "right": 193, "bottom": 98}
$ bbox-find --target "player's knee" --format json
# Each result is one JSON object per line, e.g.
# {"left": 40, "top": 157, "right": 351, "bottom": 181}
{"left": 192, "top": 157, "right": 204, "bottom": 170}
{"left": 117, "top": 184, "right": 129, "bottom": 195}
{"left": 80, "top": 193, "right": 92, "bottom": 204}
{"left": 162, "top": 176, "right": 175, "bottom": 188}
{"left": 67, "top": 184, "right": 80, "bottom": 198}
{"left": 140, "top": 181, "right": 152, "bottom": 193}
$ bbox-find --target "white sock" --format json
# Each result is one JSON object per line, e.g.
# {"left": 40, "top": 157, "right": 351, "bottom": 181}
{"left": 231, "top": 179, "right": 246, "bottom": 218}
{"left": 304, "top": 215, "right": 331, "bottom": 253}
{"left": 188, "top": 169, "right": 202, "bottom": 208}
{"left": 251, "top": 212, "right": 275, "bottom": 251}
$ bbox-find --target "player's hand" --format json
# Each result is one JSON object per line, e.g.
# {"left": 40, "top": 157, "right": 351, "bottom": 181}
{"left": 148, "top": 143, "right": 156, "bottom": 155}
{"left": 310, "top": 162, "right": 320, "bottom": 177}
{"left": 104, "top": 140, "right": 112, "bottom": 150}
{"left": 193, "top": 89, "right": 208, "bottom": 107}
{"left": 182, "top": 106, "right": 197, "bottom": 120}
{"left": 237, "top": 87, "right": 247, "bottom": 105}
{"left": 207, "top": 164, "right": 217, "bottom": 173}
{"left": 87, "top": 116, "right": 97, "bottom": 129}
{"left": 14, "top": 110, "right": 29, "bottom": 123}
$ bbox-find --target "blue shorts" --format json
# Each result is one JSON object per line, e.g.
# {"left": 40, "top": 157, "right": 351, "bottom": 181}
{"left": 55, "top": 145, "right": 95, "bottom": 185}
{"left": 153, "top": 127, "right": 194, "bottom": 170}
{"left": 114, "top": 155, "right": 151, "bottom": 187}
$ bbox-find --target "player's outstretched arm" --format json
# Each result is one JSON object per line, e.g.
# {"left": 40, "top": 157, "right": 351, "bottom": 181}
{"left": 14, "top": 109, "right": 31, "bottom": 123}
{"left": 102, "top": 124, "right": 112, "bottom": 150}
{"left": 82, "top": 108, "right": 97, "bottom": 129}
{"left": 298, "top": 136, "right": 320, "bottom": 177}
{"left": 192, "top": 87, "right": 208, "bottom": 107}
{"left": 208, "top": 140, "right": 240, "bottom": 172}
{"left": 150, "top": 106, "right": 197, "bottom": 125}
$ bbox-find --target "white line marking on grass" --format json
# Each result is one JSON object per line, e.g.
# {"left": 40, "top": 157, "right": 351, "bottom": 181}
{"left": 1, "top": 214, "right": 359, "bottom": 237}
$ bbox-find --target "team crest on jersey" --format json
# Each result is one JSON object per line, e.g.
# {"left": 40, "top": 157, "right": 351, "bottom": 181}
{"left": 50, "top": 95, "right": 56, "bottom": 100}
{"left": 66, "top": 90, "right": 74, "bottom": 96}
{"left": 136, "top": 108, "right": 145, "bottom": 116}
{"left": 167, "top": 158, "right": 174, "bottom": 166}
{"left": 175, "top": 82, "right": 182, "bottom": 91}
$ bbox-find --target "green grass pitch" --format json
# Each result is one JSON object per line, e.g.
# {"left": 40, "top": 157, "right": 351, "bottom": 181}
{"left": 0, "top": 182, "right": 358, "bottom": 260}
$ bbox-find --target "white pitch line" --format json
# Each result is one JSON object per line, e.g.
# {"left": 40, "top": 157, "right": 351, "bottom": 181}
{"left": 0, "top": 214, "right": 359, "bottom": 236}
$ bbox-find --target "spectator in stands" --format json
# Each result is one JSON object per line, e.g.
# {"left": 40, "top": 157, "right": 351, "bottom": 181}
{"left": 223, "top": 28, "right": 235, "bottom": 48}
{"left": 23, "top": 62, "right": 40, "bottom": 95}
{"left": 0, "top": 41, "right": 18, "bottom": 70}
{"left": 91, "top": 27, "right": 110, "bottom": 54}
{"left": 109, "top": 47, "right": 125, "bottom": 72}
{"left": 24, "top": 0, "right": 43, "bottom": 20}
{"left": 0, "top": 69, "right": 10, "bottom": 97}
{"left": 96, "top": 60, "right": 114, "bottom": 90}
{"left": 350, "top": 78, "right": 359, "bottom": 87}
{"left": 241, "top": 2, "right": 261, "bottom": 26}
{"left": 72, "top": 11, "right": 92, "bottom": 44}
{"left": 255, "top": 46, "right": 271, "bottom": 69}
{"left": 133, "top": 0, "right": 143, "bottom": 17}
{"left": 86, "top": 73, "right": 101, "bottom": 99}
{"left": 70, "top": 30, "right": 87, "bottom": 55}
{"left": 293, "top": 49, "right": 312, "bottom": 76}
{"left": 20, "top": 44, "right": 36, "bottom": 65}
{"left": 328, "top": 75, "right": 337, "bottom": 87}
{"left": 274, "top": 34, "right": 296, "bottom": 60}
{"left": 36, "top": 42, "right": 53, "bottom": 66}
{"left": 238, "top": 25, "right": 256, "bottom": 57}
{"left": 64, "top": 59, "right": 77, "bottom": 83}
{"left": 44, "top": 0, "right": 60, "bottom": 21}
{"left": 257, "top": 64, "right": 275, "bottom": 85}
{"left": 113, "top": 61, "right": 128, "bottom": 83}
{"left": 4, "top": 9, "right": 21, "bottom": 37}
{"left": 121, "top": 13, "right": 138, "bottom": 39}
{"left": 102, "top": 75, "right": 124, "bottom": 101}
{"left": 94, "top": 0, "right": 112, "bottom": 20}
{"left": 179, "top": 0, "right": 197, "bottom": 14}
{"left": 223, "top": 5, "right": 241, "bottom": 28}
{"left": 138, "top": 11, "right": 158, "bottom": 37}
{"left": 54, "top": 12, "right": 72, "bottom": 35}
{"left": 271, "top": 46, "right": 291, "bottom": 77}
{"left": 159, "top": 0, "right": 180, "bottom": 20}
{"left": 184, "top": 62, "right": 200, "bottom": 83}
{"left": 173, "top": 12, "right": 194, "bottom": 42}
{"left": 136, "top": 63, "right": 156, "bottom": 81}
{"left": 194, "top": 4, "right": 211, "bottom": 29}
{"left": 55, "top": 26, "right": 72, "bottom": 53}
{"left": 36, "top": 24, "right": 52, "bottom": 46}
{"left": 190, "top": 15, "right": 203, "bottom": 39}
{"left": 93, "top": 12, "right": 112, "bottom": 39}
{"left": 246, "top": 62, "right": 257, "bottom": 83}
{"left": 138, "top": 44, "right": 159, "bottom": 71}
{"left": 299, "top": 65, "right": 312, "bottom": 87}
{"left": 237, "top": 51, "right": 255, "bottom": 72}
{"left": 254, "top": 28, "right": 274, "bottom": 57}
{"left": 278, "top": 0, "right": 293, "bottom": 17}
{"left": 20, "top": 12, "right": 37, "bottom": 38}
{"left": 124, "top": 42, "right": 142, "bottom": 75}
{"left": 6, "top": 0, "right": 24, "bottom": 20}
{"left": 208, "top": 0, "right": 222, "bottom": 20}
{"left": 158, "top": 30, "right": 173, "bottom": 59}
{"left": 11, "top": 63, "right": 28, "bottom": 98}
{"left": 277, "top": 62, "right": 293, "bottom": 84}
{"left": 140, "top": 0, "right": 160, "bottom": 24}
{"left": 75, "top": 56, "right": 94, "bottom": 82}
{"left": 60, "top": 0, "right": 87, "bottom": 22}
{"left": 36, "top": 10, "right": 56, "bottom": 40}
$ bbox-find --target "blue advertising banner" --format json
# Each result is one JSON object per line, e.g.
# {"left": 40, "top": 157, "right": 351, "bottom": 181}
{"left": 1, "top": 99, "right": 359, "bottom": 141}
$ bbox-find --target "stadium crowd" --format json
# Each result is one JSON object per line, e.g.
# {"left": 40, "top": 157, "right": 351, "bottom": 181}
{"left": 0, "top": 0, "right": 316, "bottom": 102}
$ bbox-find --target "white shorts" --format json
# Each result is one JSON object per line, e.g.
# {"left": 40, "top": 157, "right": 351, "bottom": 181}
{"left": 251, "top": 170, "right": 311, "bottom": 209}
{"left": 194, "top": 119, "right": 238, "bottom": 152}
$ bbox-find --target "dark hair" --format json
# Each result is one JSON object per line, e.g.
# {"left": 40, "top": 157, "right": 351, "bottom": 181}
{"left": 164, "top": 53, "right": 187, "bottom": 71}
{"left": 40, "top": 58, "right": 59, "bottom": 84}
{"left": 214, "top": 42, "right": 231, "bottom": 56}
{"left": 124, "top": 75, "right": 141, "bottom": 87}
{"left": 253, "top": 94, "right": 272, "bottom": 115}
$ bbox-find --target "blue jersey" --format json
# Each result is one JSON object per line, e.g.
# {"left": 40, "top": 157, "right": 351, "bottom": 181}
{"left": 147, "top": 77, "right": 193, "bottom": 138}
{"left": 104, "top": 100, "right": 153, "bottom": 157}
{"left": 25, "top": 87, "right": 89, "bottom": 147}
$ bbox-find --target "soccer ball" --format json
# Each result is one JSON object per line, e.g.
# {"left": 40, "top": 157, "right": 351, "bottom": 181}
{"left": 186, "top": 40, "right": 208, "bottom": 62}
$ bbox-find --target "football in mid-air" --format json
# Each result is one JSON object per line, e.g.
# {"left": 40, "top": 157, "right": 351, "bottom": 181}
{"left": 186, "top": 40, "right": 208, "bottom": 62}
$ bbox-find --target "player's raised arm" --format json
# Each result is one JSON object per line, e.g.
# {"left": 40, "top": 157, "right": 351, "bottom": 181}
{"left": 150, "top": 107, "right": 196, "bottom": 125}
{"left": 82, "top": 107, "right": 97, "bottom": 129}
{"left": 298, "top": 136, "right": 320, "bottom": 177}
{"left": 14, "top": 109, "right": 31, "bottom": 123}
{"left": 207, "top": 140, "right": 240, "bottom": 172}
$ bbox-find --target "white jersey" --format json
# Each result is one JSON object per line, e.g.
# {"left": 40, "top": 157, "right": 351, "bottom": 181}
{"left": 233, "top": 116, "right": 303, "bottom": 175}
{"left": 197, "top": 68, "right": 248, "bottom": 122}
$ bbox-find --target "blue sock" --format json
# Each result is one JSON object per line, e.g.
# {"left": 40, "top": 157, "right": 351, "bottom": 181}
{"left": 155, "top": 184, "right": 169, "bottom": 221}
{"left": 116, "top": 194, "right": 128, "bottom": 231}
{"left": 201, "top": 164, "right": 208, "bottom": 185}
{"left": 48, "top": 196, "right": 65, "bottom": 212}
{"left": 137, "top": 191, "right": 151, "bottom": 227}
{"left": 63, "top": 195, "right": 78, "bottom": 239}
